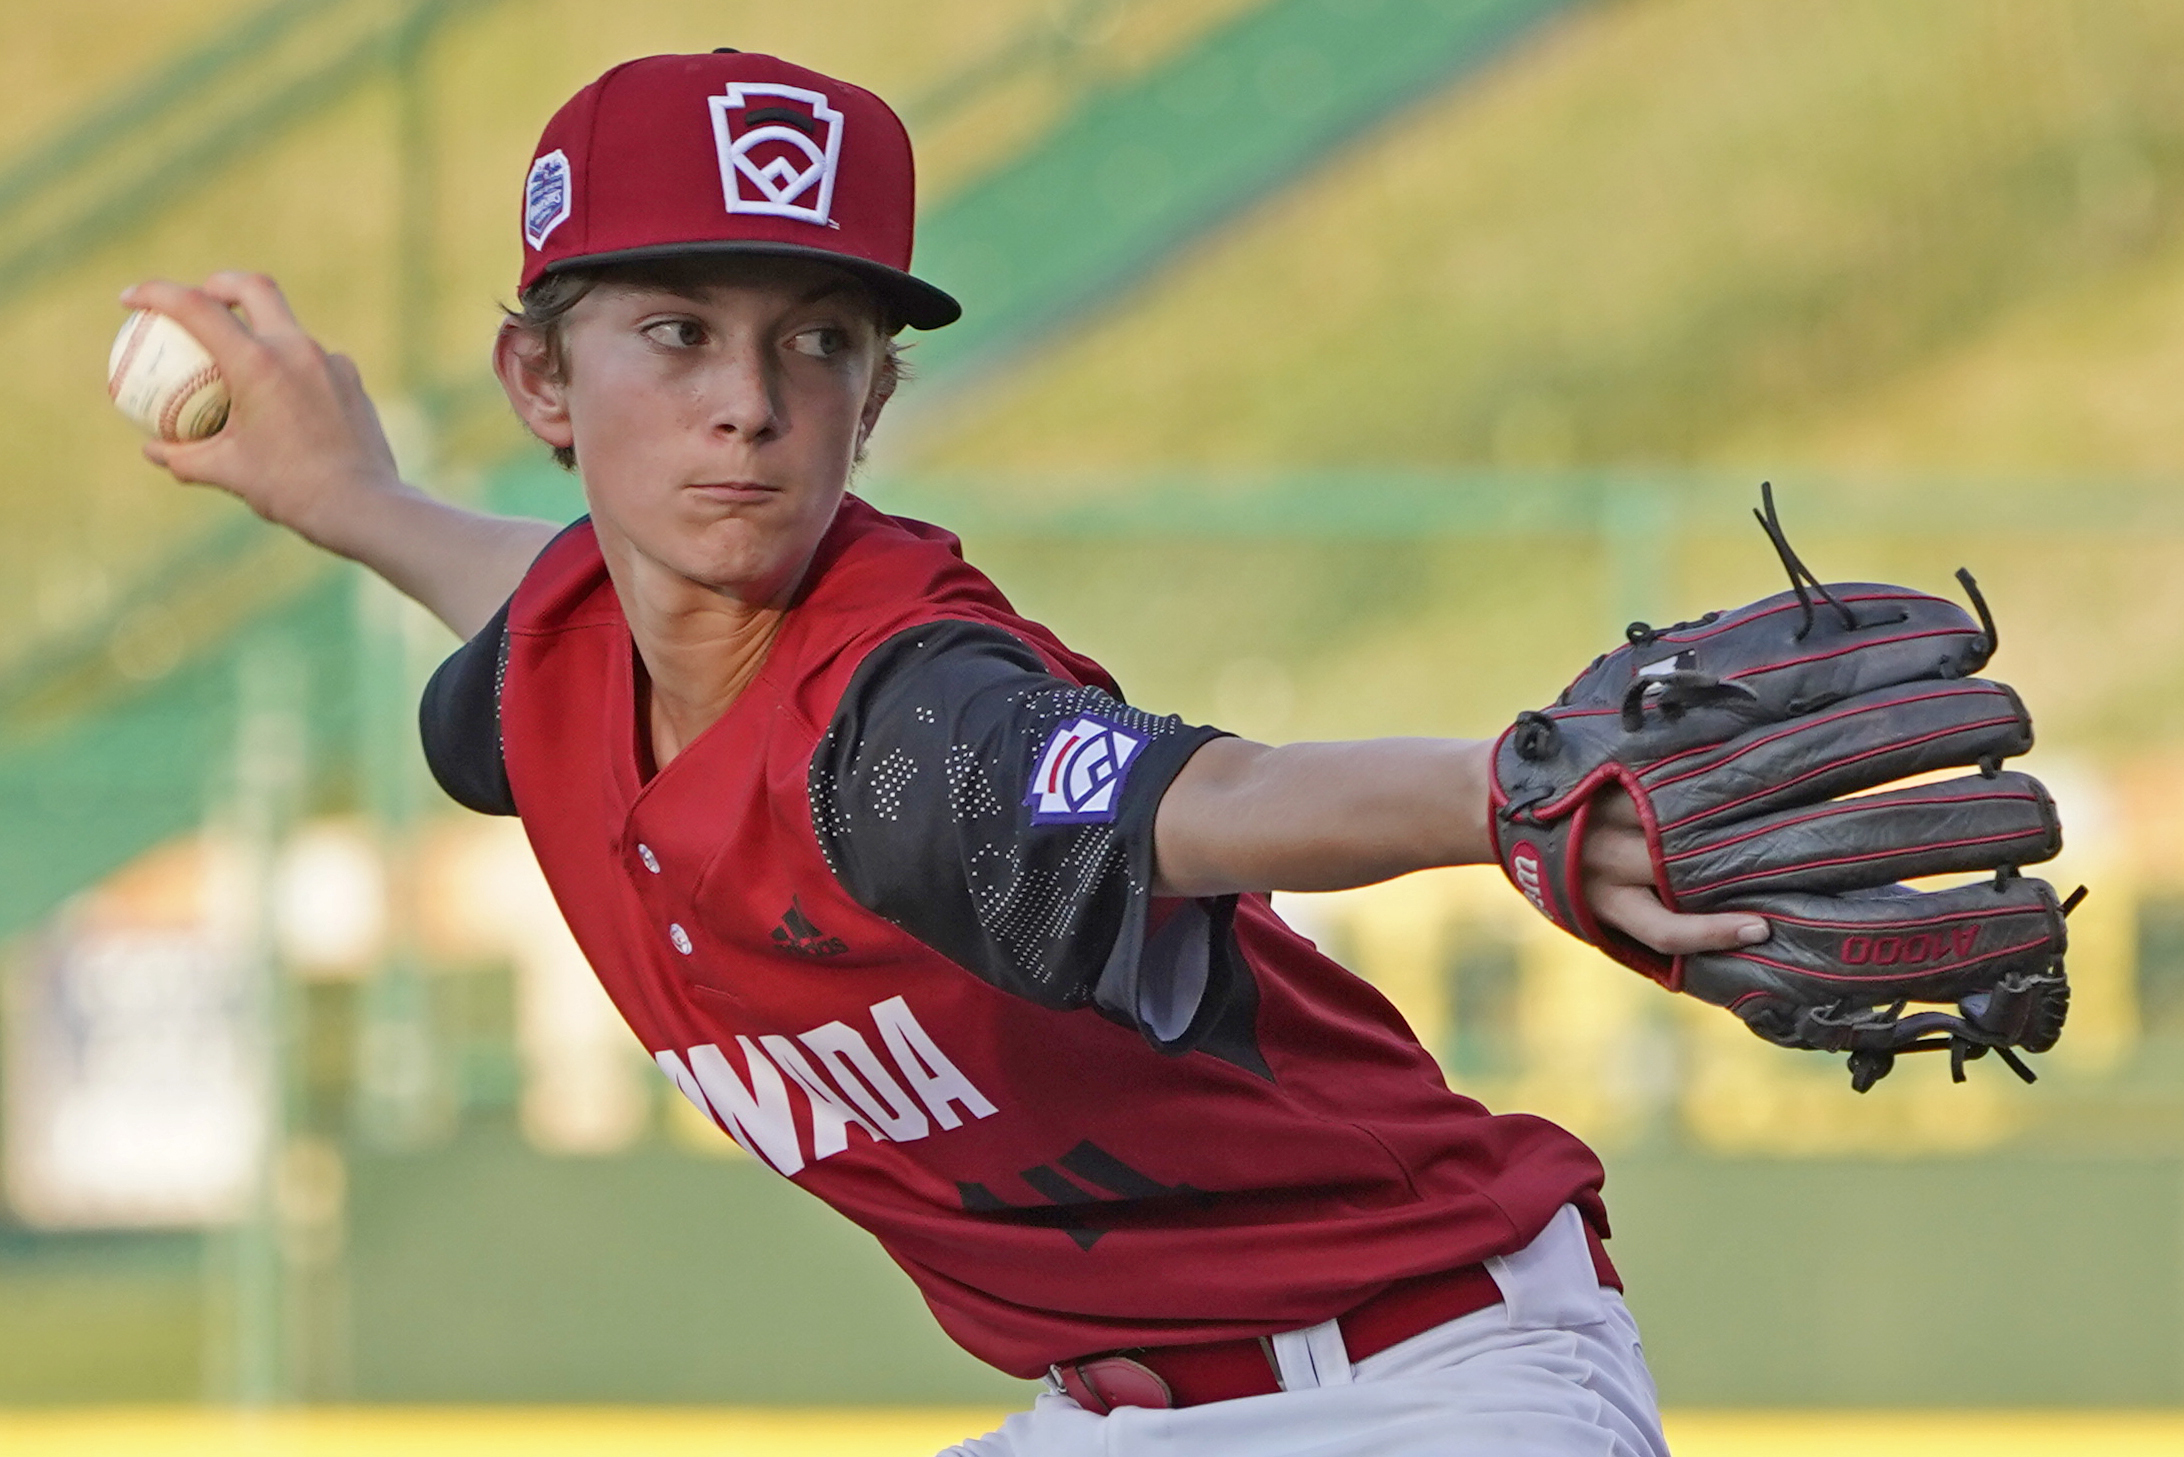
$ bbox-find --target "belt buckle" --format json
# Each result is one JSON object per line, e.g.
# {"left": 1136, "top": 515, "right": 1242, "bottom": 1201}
{"left": 1050, "top": 1355, "right": 1175, "bottom": 1413}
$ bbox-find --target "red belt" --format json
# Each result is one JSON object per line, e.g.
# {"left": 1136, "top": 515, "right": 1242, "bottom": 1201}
{"left": 1051, "top": 1224, "right": 1617, "bottom": 1413}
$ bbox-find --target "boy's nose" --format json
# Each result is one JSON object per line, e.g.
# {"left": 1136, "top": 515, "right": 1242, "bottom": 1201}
{"left": 707, "top": 340, "right": 780, "bottom": 441}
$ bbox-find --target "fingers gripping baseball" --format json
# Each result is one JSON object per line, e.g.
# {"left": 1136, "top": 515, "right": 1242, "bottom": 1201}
{"left": 120, "top": 275, "right": 402, "bottom": 547}
{"left": 1579, "top": 787, "right": 1770, "bottom": 957}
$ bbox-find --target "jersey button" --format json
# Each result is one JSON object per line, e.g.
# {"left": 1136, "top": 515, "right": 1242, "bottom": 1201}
{"left": 668, "top": 923, "right": 692, "bottom": 955}
{"left": 638, "top": 843, "right": 661, "bottom": 874}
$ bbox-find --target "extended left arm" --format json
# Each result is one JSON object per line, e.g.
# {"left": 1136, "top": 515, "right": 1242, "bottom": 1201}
{"left": 1153, "top": 736, "right": 1769, "bottom": 957}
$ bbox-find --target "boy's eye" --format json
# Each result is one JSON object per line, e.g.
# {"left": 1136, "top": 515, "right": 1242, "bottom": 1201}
{"left": 788, "top": 326, "right": 849, "bottom": 359}
{"left": 645, "top": 319, "right": 706, "bottom": 348}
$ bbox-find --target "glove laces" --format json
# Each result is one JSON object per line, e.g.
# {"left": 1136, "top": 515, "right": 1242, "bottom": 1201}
{"left": 1754, "top": 481, "right": 1860, "bottom": 640}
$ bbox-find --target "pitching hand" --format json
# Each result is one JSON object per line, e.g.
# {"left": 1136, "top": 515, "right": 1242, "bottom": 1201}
{"left": 119, "top": 272, "right": 403, "bottom": 550}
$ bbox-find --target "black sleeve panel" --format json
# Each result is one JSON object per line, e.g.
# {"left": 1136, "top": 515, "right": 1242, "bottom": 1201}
{"left": 418, "top": 595, "right": 517, "bottom": 817}
{"left": 810, "top": 621, "right": 1260, "bottom": 1066}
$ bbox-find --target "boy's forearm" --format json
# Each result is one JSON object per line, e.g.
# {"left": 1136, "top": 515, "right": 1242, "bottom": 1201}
{"left": 305, "top": 483, "right": 560, "bottom": 640}
{"left": 1152, "top": 737, "right": 1495, "bottom": 897}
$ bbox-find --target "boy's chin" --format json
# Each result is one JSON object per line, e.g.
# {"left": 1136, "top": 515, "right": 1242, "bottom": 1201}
{"left": 663, "top": 532, "right": 818, "bottom": 601}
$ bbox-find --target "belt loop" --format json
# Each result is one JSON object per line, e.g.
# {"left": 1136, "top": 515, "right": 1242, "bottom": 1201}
{"left": 1484, "top": 1203, "right": 1609, "bottom": 1332}
{"left": 1268, "top": 1318, "right": 1352, "bottom": 1390}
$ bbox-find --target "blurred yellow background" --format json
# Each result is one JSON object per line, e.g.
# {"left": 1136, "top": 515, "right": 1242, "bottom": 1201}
{"left": 8, "top": 0, "right": 2184, "bottom": 1450}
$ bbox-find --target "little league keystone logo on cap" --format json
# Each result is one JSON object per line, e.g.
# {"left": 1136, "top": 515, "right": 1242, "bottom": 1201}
{"left": 710, "top": 84, "right": 845, "bottom": 226}
{"left": 1026, "top": 716, "right": 1146, "bottom": 825}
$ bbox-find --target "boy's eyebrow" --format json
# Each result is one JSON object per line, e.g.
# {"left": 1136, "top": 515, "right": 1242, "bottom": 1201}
{"left": 623, "top": 275, "right": 863, "bottom": 309}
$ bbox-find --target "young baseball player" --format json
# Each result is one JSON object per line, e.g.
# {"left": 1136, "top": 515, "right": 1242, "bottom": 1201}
{"left": 124, "top": 49, "right": 1774, "bottom": 1456}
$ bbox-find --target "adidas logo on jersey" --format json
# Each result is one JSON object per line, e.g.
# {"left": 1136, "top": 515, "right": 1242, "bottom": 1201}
{"left": 770, "top": 897, "right": 847, "bottom": 958}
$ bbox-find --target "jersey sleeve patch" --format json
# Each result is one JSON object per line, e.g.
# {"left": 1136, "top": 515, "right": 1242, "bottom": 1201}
{"left": 1025, "top": 714, "right": 1146, "bottom": 824}
{"left": 809, "top": 621, "right": 1261, "bottom": 1071}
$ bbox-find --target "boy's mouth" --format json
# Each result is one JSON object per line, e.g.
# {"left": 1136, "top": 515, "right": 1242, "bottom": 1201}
{"left": 686, "top": 480, "right": 780, "bottom": 503}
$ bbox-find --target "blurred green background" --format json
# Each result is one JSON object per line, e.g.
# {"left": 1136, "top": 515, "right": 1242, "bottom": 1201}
{"left": 7, "top": 0, "right": 2184, "bottom": 1424}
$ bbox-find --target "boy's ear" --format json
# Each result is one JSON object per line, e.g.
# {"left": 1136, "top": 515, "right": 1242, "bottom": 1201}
{"left": 493, "top": 318, "right": 574, "bottom": 452}
{"left": 855, "top": 348, "right": 899, "bottom": 455}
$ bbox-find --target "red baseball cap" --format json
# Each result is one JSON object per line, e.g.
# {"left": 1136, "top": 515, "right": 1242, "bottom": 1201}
{"left": 517, "top": 50, "right": 960, "bottom": 330}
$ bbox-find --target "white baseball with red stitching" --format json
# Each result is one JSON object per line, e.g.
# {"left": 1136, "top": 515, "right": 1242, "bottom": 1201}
{"left": 107, "top": 309, "right": 229, "bottom": 442}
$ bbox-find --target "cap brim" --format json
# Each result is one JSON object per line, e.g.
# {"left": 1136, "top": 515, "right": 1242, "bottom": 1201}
{"left": 543, "top": 241, "right": 961, "bottom": 330}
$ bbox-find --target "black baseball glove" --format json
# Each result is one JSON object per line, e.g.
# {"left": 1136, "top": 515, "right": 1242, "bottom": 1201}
{"left": 1490, "top": 485, "right": 2077, "bottom": 1091}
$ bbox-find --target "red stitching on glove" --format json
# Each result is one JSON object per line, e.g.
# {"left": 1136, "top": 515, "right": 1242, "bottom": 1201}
{"left": 1765, "top": 904, "right": 2043, "bottom": 933}
{"left": 1728, "top": 627, "right": 1982, "bottom": 681}
{"left": 1633, "top": 590, "right": 1942, "bottom": 649}
{"left": 1726, "top": 934, "right": 2054, "bottom": 981}
{"left": 1652, "top": 715, "right": 2025, "bottom": 830}
{"left": 1659, "top": 790, "right": 2042, "bottom": 863}
{"left": 1678, "top": 828, "right": 2054, "bottom": 897}
{"left": 1642, "top": 685, "right": 2012, "bottom": 783}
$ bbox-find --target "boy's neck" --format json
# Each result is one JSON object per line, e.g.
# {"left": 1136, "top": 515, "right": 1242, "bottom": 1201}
{"left": 616, "top": 562, "right": 795, "bottom": 773}
{"left": 633, "top": 611, "right": 784, "bottom": 772}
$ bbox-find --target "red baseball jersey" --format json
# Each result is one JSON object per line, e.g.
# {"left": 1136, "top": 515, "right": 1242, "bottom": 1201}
{"left": 419, "top": 497, "right": 1612, "bottom": 1377}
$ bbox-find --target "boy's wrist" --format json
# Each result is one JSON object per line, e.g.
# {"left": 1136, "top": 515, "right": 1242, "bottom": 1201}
{"left": 282, "top": 471, "right": 423, "bottom": 560}
{"left": 1443, "top": 739, "right": 1497, "bottom": 867}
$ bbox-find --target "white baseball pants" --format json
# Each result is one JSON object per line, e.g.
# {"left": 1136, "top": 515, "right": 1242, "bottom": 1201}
{"left": 941, "top": 1203, "right": 1670, "bottom": 1457}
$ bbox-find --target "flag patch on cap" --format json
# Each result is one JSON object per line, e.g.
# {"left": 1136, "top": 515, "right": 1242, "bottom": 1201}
{"left": 524, "top": 150, "right": 572, "bottom": 250}
{"left": 709, "top": 83, "right": 845, "bottom": 226}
